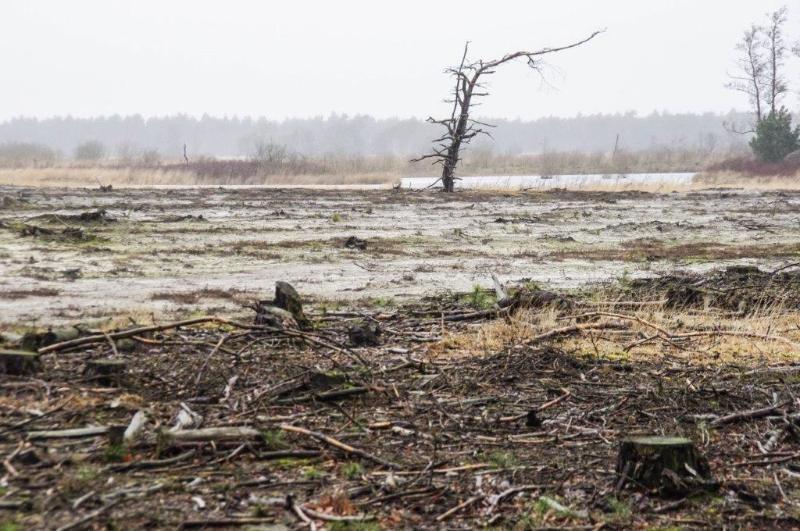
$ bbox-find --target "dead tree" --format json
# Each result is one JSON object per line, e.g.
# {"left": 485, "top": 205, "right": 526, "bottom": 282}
{"left": 414, "top": 32, "right": 602, "bottom": 192}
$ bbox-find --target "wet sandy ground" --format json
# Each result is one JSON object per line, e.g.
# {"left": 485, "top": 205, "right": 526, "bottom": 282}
{"left": 1, "top": 185, "right": 799, "bottom": 328}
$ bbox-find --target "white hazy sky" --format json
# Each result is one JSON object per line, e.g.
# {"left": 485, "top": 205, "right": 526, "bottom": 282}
{"left": 0, "top": 0, "right": 797, "bottom": 121}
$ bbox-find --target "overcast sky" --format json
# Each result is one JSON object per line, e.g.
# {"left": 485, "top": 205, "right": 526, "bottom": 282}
{"left": 1, "top": 0, "right": 797, "bottom": 121}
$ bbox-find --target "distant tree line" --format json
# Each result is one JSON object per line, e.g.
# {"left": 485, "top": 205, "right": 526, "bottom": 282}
{"left": 0, "top": 111, "right": 749, "bottom": 167}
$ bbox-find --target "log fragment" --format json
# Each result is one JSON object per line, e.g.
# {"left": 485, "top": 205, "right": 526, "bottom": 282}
{"left": 0, "top": 349, "right": 41, "bottom": 375}
{"left": 616, "top": 436, "right": 715, "bottom": 495}
{"left": 160, "top": 427, "right": 262, "bottom": 446}
{"left": 84, "top": 359, "right": 127, "bottom": 386}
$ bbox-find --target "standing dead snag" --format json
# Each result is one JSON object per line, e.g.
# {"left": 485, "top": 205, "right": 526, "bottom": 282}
{"left": 414, "top": 31, "right": 602, "bottom": 192}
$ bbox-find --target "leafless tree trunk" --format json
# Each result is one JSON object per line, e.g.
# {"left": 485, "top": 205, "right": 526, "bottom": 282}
{"left": 414, "top": 32, "right": 602, "bottom": 192}
{"left": 727, "top": 26, "right": 767, "bottom": 124}
{"left": 726, "top": 7, "right": 789, "bottom": 131}
{"left": 764, "top": 6, "right": 789, "bottom": 115}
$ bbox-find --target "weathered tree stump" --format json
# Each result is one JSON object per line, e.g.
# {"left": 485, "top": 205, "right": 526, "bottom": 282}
{"left": 274, "top": 281, "right": 310, "bottom": 329}
{"left": 616, "top": 436, "right": 715, "bottom": 495}
{"left": 0, "top": 350, "right": 41, "bottom": 375}
{"left": 84, "top": 359, "right": 127, "bottom": 386}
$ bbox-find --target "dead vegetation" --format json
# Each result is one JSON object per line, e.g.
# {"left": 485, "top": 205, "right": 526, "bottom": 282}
{"left": 3, "top": 270, "right": 800, "bottom": 528}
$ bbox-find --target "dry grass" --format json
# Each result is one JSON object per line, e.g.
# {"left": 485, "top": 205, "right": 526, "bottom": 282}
{"left": 696, "top": 170, "right": 800, "bottom": 190}
{"left": 0, "top": 167, "right": 399, "bottom": 187}
{"left": 6, "top": 161, "right": 800, "bottom": 192}
{"left": 429, "top": 304, "right": 800, "bottom": 366}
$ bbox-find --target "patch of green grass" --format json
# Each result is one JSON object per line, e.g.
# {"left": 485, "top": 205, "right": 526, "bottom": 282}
{"left": 521, "top": 280, "right": 541, "bottom": 291}
{"left": 0, "top": 522, "right": 21, "bottom": 531}
{"left": 261, "top": 429, "right": 289, "bottom": 451}
{"left": 104, "top": 442, "right": 127, "bottom": 463}
{"left": 463, "top": 284, "right": 496, "bottom": 310}
{"left": 606, "top": 497, "right": 632, "bottom": 521}
{"left": 331, "top": 212, "right": 343, "bottom": 223}
{"left": 272, "top": 457, "right": 315, "bottom": 469}
{"left": 487, "top": 451, "right": 519, "bottom": 469}
{"left": 341, "top": 462, "right": 364, "bottom": 480}
{"left": 302, "top": 465, "right": 324, "bottom": 480}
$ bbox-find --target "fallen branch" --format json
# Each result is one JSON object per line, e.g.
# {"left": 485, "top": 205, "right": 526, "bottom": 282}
{"left": 28, "top": 426, "right": 109, "bottom": 440}
{"left": 435, "top": 495, "right": 484, "bottom": 522}
{"left": 40, "top": 315, "right": 369, "bottom": 366}
{"left": 527, "top": 321, "right": 629, "bottom": 343}
{"left": 300, "top": 506, "right": 375, "bottom": 522}
{"left": 279, "top": 424, "right": 400, "bottom": 469}
{"left": 39, "top": 317, "right": 220, "bottom": 354}
{"left": 710, "top": 401, "right": 791, "bottom": 427}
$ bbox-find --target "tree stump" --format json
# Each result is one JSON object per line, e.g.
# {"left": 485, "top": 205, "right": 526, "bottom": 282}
{"left": 274, "top": 281, "right": 310, "bottom": 329}
{"left": 0, "top": 350, "right": 41, "bottom": 375}
{"left": 21, "top": 326, "right": 83, "bottom": 351}
{"left": 348, "top": 320, "right": 381, "bottom": 346}
{"left": 616, "top": 436, "right": 715, "bottom": 495}
{"left": 84, "top": 359, "right": 127, "bottom": 386}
